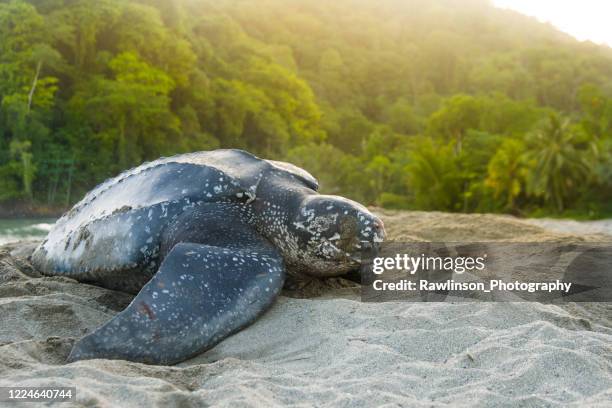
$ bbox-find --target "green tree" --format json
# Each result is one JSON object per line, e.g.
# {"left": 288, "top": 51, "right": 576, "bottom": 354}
{"left": 407, "top": 138, "right": 462, "bottom": 211}
{"left": 578, "top": 84, "right": 612, "bottom": 139}
{"left": 9, "top": 139, "right": 35, "bottom": 199}
{"left": 383, "top": 98, "right": 422, "bottom": 135}
{"left": 69, "top": 52, "right": 178, "bottom": 169}
{"left": 427, "top": 95, "right": 481, "bottom": 153}
{"left": 485, "top": 139, "right": 527, "bottom": 211}
{"left": 0, "top": 0, "right": 59, "bottom": 199}
{"left": 524, "top": 114, "right": 596, "bottom": 212}
{"left": 285, "top": 143, "right": 362, "bottom": 199}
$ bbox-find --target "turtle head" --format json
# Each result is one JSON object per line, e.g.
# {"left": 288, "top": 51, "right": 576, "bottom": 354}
{"left": 288, "top": 195, "right": 386, "bottom": 276}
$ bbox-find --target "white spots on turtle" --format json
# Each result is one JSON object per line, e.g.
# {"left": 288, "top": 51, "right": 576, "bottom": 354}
{"left": 160, "top": 204, "right": 169, "bottom": 218}
{"left": 245, "top": 189, "right": 256, "bottom": 203}
{"left": 152, "top": 291, "right": 159, "bottom": 299}
{"left": 181, "top": 189, "right": 188, "bottom": 194}
{"left": 300, "top": 206, "right": 316, "bottom": 223}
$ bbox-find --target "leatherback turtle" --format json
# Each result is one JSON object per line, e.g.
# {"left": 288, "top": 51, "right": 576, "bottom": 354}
{"left": 31, "top": 149, "right": 385, "bottom": 365}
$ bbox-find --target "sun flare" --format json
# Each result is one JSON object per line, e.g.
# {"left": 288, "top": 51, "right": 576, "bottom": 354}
{"left": 493, "top": 0, "right": 612, "bottom": 46}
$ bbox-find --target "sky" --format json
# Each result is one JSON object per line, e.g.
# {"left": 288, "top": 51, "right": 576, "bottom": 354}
{"left": 492, "top": 0, "right": 612, "bottom": 47}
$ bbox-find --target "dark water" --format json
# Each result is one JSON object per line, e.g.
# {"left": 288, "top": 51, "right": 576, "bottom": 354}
{"left": 0, "top": 219, "right": 56, "bottom": 245}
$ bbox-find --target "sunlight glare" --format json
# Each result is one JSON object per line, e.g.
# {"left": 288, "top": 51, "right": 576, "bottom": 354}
{"left": 493, "top": 0, "right": 612, "bottom": 47}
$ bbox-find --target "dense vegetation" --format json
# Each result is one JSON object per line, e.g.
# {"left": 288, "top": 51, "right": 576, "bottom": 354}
{"left": 2, "top": 0, "right": 612, "bottom": 217}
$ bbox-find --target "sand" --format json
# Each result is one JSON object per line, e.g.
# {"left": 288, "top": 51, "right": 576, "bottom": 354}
{"left": 0, "top": 211, "right": 611, "bottom": 407}
{"left": 525, "top": 218, "right": 612, "bottom": 238}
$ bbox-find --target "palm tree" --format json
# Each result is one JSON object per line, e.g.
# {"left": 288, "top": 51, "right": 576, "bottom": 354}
{"left": 485, "top": 138, "right": 527, "bottom": 211}
{"left": 408, "top": 139, "right": 462, "bottom": 211}
{"left": 524, "top": 114, "right": 596, "bottom": 212}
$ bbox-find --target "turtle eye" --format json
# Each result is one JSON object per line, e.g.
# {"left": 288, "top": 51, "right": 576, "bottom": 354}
{"left": 340, "top": 216, "right": 358, "bottom": 237}
{"left": 337, "top": 217, "right": 359, "bottom": 249}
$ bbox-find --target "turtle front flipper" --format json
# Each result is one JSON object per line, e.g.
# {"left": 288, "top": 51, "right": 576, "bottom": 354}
{"left": 66, "top": 241, "right": 285, "bottom": 365}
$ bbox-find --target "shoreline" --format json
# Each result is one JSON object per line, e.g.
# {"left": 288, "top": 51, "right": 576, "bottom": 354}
{"left": 0, "top": 202, "right": 66, "bottom": 219}
{"left": 4, "top": 204, "right": 612, "bottom": 225}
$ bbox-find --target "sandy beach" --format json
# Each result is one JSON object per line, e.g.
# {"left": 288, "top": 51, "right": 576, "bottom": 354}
{"left": 0, "top": 210, "right": 610, "bottom": 407}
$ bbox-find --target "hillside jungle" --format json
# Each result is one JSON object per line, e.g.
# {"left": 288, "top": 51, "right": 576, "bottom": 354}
{"left": 2, "top": 0, "right": 612, "bottom": 217}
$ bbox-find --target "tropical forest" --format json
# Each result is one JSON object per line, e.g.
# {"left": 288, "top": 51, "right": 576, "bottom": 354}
{"left": 2, "top": 0, "right": 612, "bottom": 217}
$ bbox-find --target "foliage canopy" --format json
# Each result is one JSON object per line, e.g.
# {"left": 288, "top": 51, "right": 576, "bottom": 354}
{"left": 2, "top": 0, "right": 612, "bottom": 217}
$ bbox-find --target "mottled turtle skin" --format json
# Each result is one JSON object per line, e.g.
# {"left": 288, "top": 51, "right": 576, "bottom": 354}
{"left": 31, "top": 149, "right": 385, "bottom": 365}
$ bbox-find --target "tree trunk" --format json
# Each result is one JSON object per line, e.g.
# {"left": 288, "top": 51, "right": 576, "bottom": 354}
{"left": 118, "top": 115, "right": 127, "bottom": 168}
{"left": 27, "top": 60, "right": 43, "bottom": 114}
{"left": 21, "top": 151, "right": 33, "bottom": 199}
